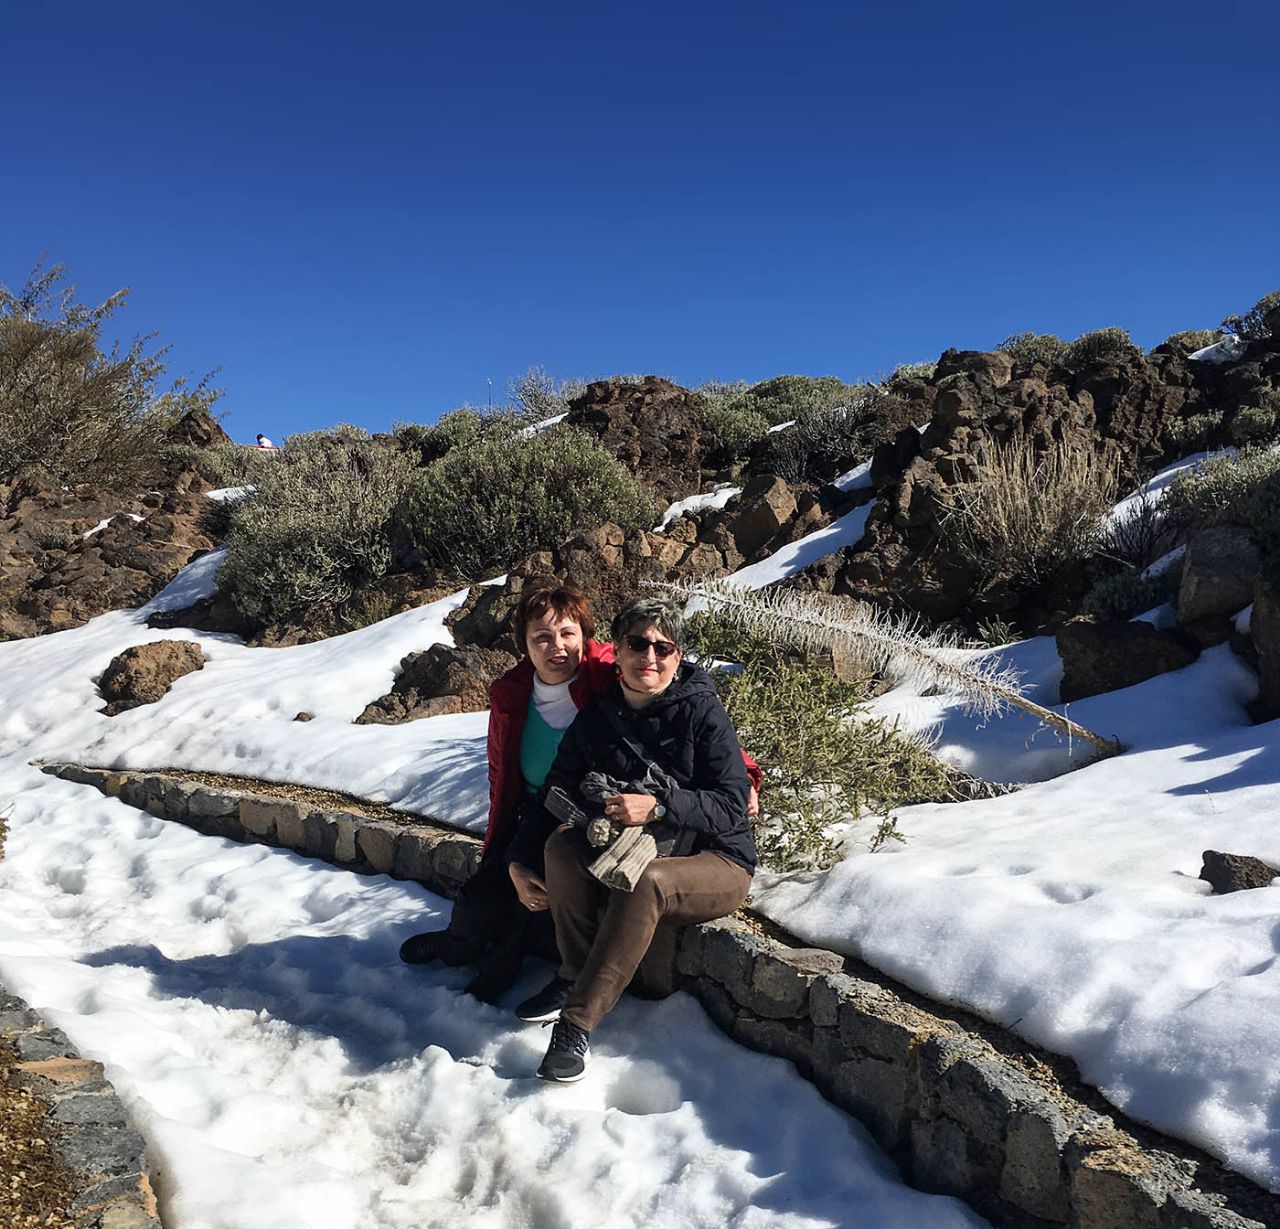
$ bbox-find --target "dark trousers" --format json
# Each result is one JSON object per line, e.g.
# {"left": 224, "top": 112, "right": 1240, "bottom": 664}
{"left": 544, "top": 826, "right": 751, "bottom": 1032}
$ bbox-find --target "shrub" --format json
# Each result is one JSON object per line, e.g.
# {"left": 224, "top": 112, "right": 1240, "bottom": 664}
{"left": 1221, "top": 289, "right": 1280, "bottom": 341}
{"left": 394, "top": 408, "right": 485, "bottom": 465}
{"left": 690, "top": 616, "right": 957, "bottom": 869}
{"left": 697, "top": 383, "right": 770, "bottom": 461}
{"left": 1164, "top": 411, "right": 1226, "bottom": 454}
{"left": 1062, "top": 327, "right": 1141, "bottom": 373}
{"left": 1082, "top": 567, "right": 1179, "bottom": 620}
{"left": 0, "top": 261, "right": 218, "bottom": 489}
{"left": 393, "top": 424, "right": 656, "bottom": 579}
{"left": 884, "top": 360, "right": 937, "bottom": 386}
{"left": 1103, "top": 488, "right": 1176, "bottom": 572}
{"left": 217, "top": 428, "right": 414, "bottom": 625}
{"left": 1163, "top": 446, "right": 1280, "bottom": 558}
{"left": 509, "top": 366, "right": 587, "bottom": 423}
{"left": 1229, "top": 394, "right": 1280, "bottom": 447}
{"left": 170, "top": 442, "right": 277, "bottom": 490}
{"left": 997, "top": 332, "right": 1068, "bottom": 368}
{"left": 1157, "top": 328, "right": 1220, "bottom": 354}
{"left": 943, "top": 435, "right": 1120, "bottom": 588}
{"left": 762, "top": 385, "right": 908, "bottom": 484}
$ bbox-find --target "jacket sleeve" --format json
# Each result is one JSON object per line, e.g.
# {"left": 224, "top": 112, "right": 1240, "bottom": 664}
{"left": 659, "top": 695, "right": 751, "bottom": 837}
{"left": 483, "top": 704, "right": 504, "bottom": 850}
{"left": 504, "top": 712, "right": 592, "bottom": 869}
{"left": 740, "top": 749, "right": 762, "bottom": 792}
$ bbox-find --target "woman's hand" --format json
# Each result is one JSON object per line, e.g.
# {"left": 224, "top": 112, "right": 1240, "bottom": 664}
{"left": 747, "top": 784, "right": 759, "bottom": 817}
{"left": 509, "top": 862, "right": 549, "bottom": 911}
{"left": 604, "top": 793, "right": 661, "bottom": 827}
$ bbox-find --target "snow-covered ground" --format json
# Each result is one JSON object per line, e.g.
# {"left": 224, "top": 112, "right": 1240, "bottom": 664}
{"left": 3, "top": 447, "right": 1279, "bottom": 1219}
{"left": 0, "top": 565, "right": 984, "bottom": 1228}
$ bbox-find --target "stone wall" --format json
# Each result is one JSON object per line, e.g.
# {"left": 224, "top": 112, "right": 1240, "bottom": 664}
{"left": 43, "top": 763, "right": 1278, "bottom": 1229}
{"left": 2, "top": 980, "right": 161, "bottom": 1228}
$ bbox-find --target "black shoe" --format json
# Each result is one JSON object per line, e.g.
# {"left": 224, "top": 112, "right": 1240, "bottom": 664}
{"left": 465, "top": 947, "right": 524, "bottom": 1005}
{"left": 399, "top": 931, "right": 486, "bottom": 967}
{"left": 537, "top": 1018, "right": 590, "bottom": 1082}
{"left": 514, "top": 975, "right": 574, "bottom": 1023}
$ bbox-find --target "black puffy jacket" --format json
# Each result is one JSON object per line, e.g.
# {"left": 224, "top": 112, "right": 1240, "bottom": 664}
{"left": 507, "top": 661, "right": 757, "bottom": 874}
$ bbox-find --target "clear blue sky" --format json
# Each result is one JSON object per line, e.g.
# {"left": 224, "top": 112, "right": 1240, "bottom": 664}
{"left": 3, "top": 1, "right": 1277, "bottom": 443}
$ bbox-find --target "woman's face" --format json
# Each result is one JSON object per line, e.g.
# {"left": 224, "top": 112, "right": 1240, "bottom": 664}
{"left": 616, "top": 621, "right": 681, "bottom": 700}
{"left": 525, "top": 609, "right": 584, "bottom": 685}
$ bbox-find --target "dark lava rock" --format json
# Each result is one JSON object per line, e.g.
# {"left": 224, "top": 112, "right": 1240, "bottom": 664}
{"left": 356, "top": 643, "right": 518, "bottom": 723}
{"left": 1200, "top": 850, "right": 1279, "bottom": 894}
{"left": 1057, "top": 618, "right": 1199, "bottom": 702}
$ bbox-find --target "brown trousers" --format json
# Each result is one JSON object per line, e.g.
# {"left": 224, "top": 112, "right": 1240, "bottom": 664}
{"left": 544, "top": 826, "right": 752, "bottom": 1032}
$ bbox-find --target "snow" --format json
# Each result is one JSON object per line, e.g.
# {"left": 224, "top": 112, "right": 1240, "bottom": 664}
{"left": 1189, "top": 335, "right": 1246, "bottom": 363}
{"left": 654, "top": 484, "right": 741, "bottom": 531}
{"left": 766, "top": 419, "right": 795, "bottom": 433}
{"left": 728, "top": 504, "right": 873, "bottom": 589}
{"left": 831, "top": 459, "right": 873, "bottom": 492}
{"left": 517, "top": 412, "right": 568, "bottom": 438}
{"left": 0, "top": 558, "right": 985, "bottom": 1229}
{"left": 207, "top": 486, "right": 253, "bottom": 502}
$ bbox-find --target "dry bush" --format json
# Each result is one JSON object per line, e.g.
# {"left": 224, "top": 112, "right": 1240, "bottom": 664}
{"left": 0, "top": 261, "right": 218, "bottom": 489}
{"left": 944, "top": 435, "right": 1120, "bottom": 587}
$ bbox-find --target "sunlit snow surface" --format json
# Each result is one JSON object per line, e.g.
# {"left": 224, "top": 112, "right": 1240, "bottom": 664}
{"left": 0, "top": 561, "right": 983, "bottom": 1229}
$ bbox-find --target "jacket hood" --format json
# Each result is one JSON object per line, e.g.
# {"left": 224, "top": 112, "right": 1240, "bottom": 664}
{"left": 619, "top": 659, "right": 718, "bottom": 713}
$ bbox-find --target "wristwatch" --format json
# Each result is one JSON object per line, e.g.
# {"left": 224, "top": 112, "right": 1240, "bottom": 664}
{"left": 652, "top": 802, "right": 666, "bottom": 819}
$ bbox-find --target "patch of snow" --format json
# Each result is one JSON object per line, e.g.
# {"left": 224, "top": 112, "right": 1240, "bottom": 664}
{"left": 1189, "top": 335, "right": 1246, "bottom": 363}
{"left": 517, "top": 412, "right": 567, "bottom": 438}
{"left": 728, "top": 503, "right": 873, "bottom": 589}
{"left": 208, "top": 486, "right": 253, "bottom": 502}
{"left": 1235, "top": 604, "right": 1254, "bottom": 634}
{"left": 832, "top": 459, "right": 873, "bottom": 492}
{"left": 766, "top": 419, "right": 795, "bottom": 433}
{"left": 655, "top": 484, "right": 741, "bottom": 531}
{"left": 82, "top": 518, "right": 113, "bottom": 539}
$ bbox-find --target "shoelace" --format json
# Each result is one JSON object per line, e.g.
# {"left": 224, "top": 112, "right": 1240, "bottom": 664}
{"left": 543, "top": 1017, "right": 589, "bottom": 1055}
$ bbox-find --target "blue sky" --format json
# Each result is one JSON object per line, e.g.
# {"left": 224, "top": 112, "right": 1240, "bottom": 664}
{"left": 3, "top": 1, "right": 1277, "bottom": 442}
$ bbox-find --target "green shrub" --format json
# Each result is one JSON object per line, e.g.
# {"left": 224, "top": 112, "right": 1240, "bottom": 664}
{"left": 997, "top": 332, "right": 1068, "bottom": 367}
{"left": 1221, "top": 289, "right": 1280, "bottom": 341}
{"left": 1062, "top": 327, "right": 1141, "bottom": 373}
{"left": 1229, "top": 395, "right": 1280, "bottom": 447}
{"left": 1163, "top": 446, "right": 1280, "bottom": 558}
{"left": 973, "top": 616, "right": 1019, "bottom": 647}
{"left": 170, "top": 442, "right": 277, "bottom": 489}
{"left": 0, "top": 261, "right": 218, "bottom": 489}
{"left": 883, "top": 360, "right": 937, "bottom": 387}
{"left": 1157, "top": 328, "right": 1220, "bottom": 354}
{"left": 1164, "top": 411, "right": 1226, "bottom": 454}
{"left": 393, "top": 424, "right": 656, "bottom": 579}
{"left": 762, "top": 385, "right": 908, "bottom": 484}
{"left": 217, "top": 428, "right": 414, "bottom": 625}
{"left": 698, "top": 384, "right": 770, "bottom": 460}
{"left": 1082, "top": 567, "right": 1179, "bottom": 620}
{"left": 394, "top": 408, "right": 485, "bottom": 465}
{"left": 690, "top": 617, "right": 957, "bottom": 870}
{"left": 943, "top": 435, "right": 1120, "bottom": 587}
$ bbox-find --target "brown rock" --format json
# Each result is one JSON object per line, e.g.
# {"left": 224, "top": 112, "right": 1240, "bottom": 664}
{"left": 1178, "top": 527, "right": 1262, "bottom": 623}
{"left": 99, "top": 641, "right": 206, "bottom": 715}
{"left": 1057, "top": 618, "right": 1198, "bottom": 703}
{"left": 1200, "top": 850, "right": 1278, "bottom": 894}
{"left": 1251, "top": 563, "right": 1280, "bottom": 721}
{"left": 356, "top": 644, "right": 517, "bottom": 723}
{"left": 726, "top": 475, "right": 797, "bottom": 558}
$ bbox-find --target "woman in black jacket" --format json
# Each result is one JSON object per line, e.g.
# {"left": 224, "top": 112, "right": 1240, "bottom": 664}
{"left": 510, "top": 596, "right": 756, "bottom": 1082}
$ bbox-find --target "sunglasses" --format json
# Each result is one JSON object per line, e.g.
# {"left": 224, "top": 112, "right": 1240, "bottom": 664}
{"left": 622, "top": 634, "right": 679, "bottom": 659}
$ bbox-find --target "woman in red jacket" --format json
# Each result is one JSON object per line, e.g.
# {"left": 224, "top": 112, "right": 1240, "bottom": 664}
{"left": 400, "top": 581, "right": 759, "bottom": 1002}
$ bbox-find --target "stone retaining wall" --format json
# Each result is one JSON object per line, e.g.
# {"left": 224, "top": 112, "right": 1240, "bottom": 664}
{"left": 2, "top": 980, "right": 161, "bottom": 1229}
{"left": 44, "top": 763, "right": 1278, "bottom": 1229}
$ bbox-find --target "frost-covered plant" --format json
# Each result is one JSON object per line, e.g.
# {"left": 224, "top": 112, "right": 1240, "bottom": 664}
{"left": 997, "top": 332, "right": 1067, "bottom": 368}
{"left": 943, "top": 435, "right": 1120, "bottom": 588}
{"left": 664, "top": 579, "right": 1122, "bottom": 758}
{"left": 689, "top": 616, "right": 955, "bottom": 869}
{"left": 1221, "top": 289, "right": 1280, "bottom": 341}
{"left": 1163, "top": 446, "right": 1280, "bottom": 558}
{"left": 1062, "top": 327, "right": 1140, "bottom": 373}
{"left": 218, "top": 427, "right": 414, "bottom": 625}
{"left": 509, "top": 366, "right": 587, "bottom": 423}
{"left": 393, "top": 424, "right": 656, "bottom": 579}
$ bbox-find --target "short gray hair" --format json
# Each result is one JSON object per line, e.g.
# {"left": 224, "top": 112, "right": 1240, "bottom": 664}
{"left": 610, "top": 596, "right": 687, "bottom": 652}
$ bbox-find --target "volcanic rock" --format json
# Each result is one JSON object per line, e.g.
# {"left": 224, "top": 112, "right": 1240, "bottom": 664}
{"left": 99, "top": 641, "right": 206, "bottom": 715}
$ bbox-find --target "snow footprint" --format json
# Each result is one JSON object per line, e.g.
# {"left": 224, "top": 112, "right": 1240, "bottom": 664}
{"left": 604, "top": 1061, "right": 682, "bottom": 1115}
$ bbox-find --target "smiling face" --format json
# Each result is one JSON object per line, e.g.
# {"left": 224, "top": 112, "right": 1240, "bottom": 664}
{"left": 616, "top": 620, "right": 681, "bottom": 702}
{"left": 524, "top": 609, "right": 585, "bottom": 685}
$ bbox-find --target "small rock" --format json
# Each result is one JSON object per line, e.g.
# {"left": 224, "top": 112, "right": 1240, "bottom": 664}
{"left": 1057, "top": 618, "right": 1198, "bottom": 702}
{"left": 1200, "top": 850, "right": 1278, "bottom": 894}
{"left": 99, "top": 641, "right": 205, "bottom": 715}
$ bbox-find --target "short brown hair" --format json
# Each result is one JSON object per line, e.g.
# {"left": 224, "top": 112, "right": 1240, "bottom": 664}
{"left": 511, "top": 581, "right": 595, "bottom": 648}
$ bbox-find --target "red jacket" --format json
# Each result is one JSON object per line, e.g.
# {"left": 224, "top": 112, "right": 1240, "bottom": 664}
{"left": 484, "top": 639, "right": 761, "bottom": 853}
